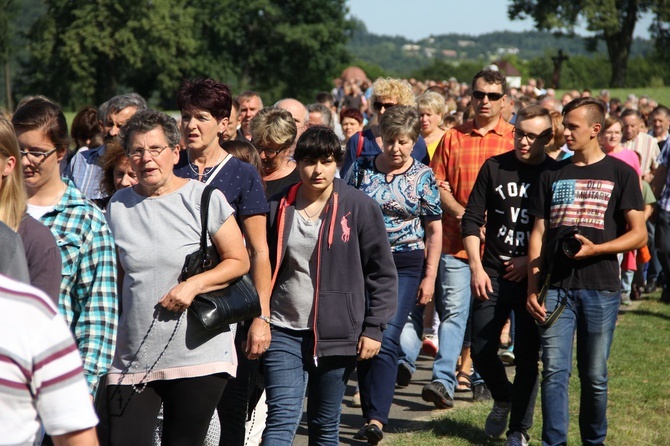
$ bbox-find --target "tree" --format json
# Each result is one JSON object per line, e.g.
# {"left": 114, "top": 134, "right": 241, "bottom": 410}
{"left": 508, "top": 0, "right": 670, "bottom": 88}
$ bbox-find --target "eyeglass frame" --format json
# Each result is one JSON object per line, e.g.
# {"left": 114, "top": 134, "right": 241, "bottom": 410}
{"left": 19, "top": 147, "right": 59, "bottom": 162}
{"left": 373, "top": 101, "right": 397, "bottom": 112}
{"left": 127, "top": 145, "right": 172, "bottom": 160}
{"left": 513, "top": 127, "right": 553, "bottom": 143}
{"left": 472, "top": 91, "right": 505, "bottom": 101}
{"left": 255, "top": 144, "right": 286, "bottom": 158}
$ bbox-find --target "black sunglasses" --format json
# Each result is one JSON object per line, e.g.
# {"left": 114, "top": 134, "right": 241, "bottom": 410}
{"left": 472, "top": 91, "right": 505, "bottom": 101}
{"left": 373, "top": 101, "right": 396, "bottom": 111}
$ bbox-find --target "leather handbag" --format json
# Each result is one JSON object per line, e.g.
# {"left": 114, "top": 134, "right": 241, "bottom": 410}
{"left": 180, "top": 185, "right": 261, "bottom": 331}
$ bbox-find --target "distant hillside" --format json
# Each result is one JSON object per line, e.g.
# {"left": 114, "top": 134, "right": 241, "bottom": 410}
{"left": 347, "top": 21, "right": 654, "bottom": 76}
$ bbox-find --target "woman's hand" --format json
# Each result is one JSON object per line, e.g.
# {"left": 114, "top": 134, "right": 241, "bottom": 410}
{"left": 357, "top": 336, "right": 381, "bottom": 360}
{"left": 245, "top": 318, "right": 272, "bottom": 359}
{"left": 160, "top": 281, "right": 198, "bottom": 312}
{"left": 417, "top": 276, "right": 435, "bottom": 305}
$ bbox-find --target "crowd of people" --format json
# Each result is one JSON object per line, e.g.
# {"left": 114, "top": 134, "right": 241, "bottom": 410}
{"left": 0, "top": 66, "right": 665, "bottom": 446}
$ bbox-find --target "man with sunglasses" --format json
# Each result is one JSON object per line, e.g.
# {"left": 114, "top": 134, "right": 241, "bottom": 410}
{"left": 417, "top": 70, "right": 514, "bottom": 409}
{"left": 461, "top": 105, "right": 555, "bottom": 446}
{"left": 340, "top": 77, "right": 429, "bottom": 176}
{"left": 527, "top": 97, "right": 646, "bottom": 446}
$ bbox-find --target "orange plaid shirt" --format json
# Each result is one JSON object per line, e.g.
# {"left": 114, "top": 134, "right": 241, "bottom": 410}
{"left": 430, "top": 116, "right": 514, "bottom": 259}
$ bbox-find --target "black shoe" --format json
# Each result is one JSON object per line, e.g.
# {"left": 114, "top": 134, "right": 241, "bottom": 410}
{"left": 662, "top": 287, "right": 670, "bottom": 303}
{"left": 473, "top": 383, "right": 493, "bottom": 402}
{"left": 396, "top": 362, "right": 412, "bottom": 387}
{"left": 644, "top": 279, "right": 657, "bottom": 294}
{"left": 421, "top": 381, "right": 454, "bottom": 408}
{"left": 353, "top": 425, "right": 367, "bottom": 440}
{"left": 363, "top": 424, "right": 383, "bottom": 445}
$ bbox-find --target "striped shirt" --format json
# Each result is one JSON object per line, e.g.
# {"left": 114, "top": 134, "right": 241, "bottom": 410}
{"left": 37, "top": 179, "right": 118, "bottom": 395}
{"left": 63, "top": 145, "right": 107, "bottom": 200}
{"left": 622, "top": 132, "right": 659, "bottom": 176}
{"left": 430, "top": 117, "right": 514, "bottom": 258}
{"left": 0, "top": 276, "right": 98, "bottom": 444}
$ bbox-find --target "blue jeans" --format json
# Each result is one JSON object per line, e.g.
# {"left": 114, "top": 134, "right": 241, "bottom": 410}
{"left": 432, "top": 255, "right": 471, "bottom": 396}
{"left": 262, "top": 327, "right": 356, "bottom": 446}
{"left": 540, "top": 288, "right": 620, "bottom": 446}
{"left": 358, "top": 252, "right": 423, "bottom": 425}
{"left": 398, "top": 304, "right": 424, "bottom": 374}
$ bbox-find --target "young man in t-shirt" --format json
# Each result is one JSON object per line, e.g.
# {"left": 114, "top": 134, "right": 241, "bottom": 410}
{"left": 527, "top": 97, "right": 647, "bottom": 446}
{"left": 461, "top": 105, "right": 555, "bottom": 446}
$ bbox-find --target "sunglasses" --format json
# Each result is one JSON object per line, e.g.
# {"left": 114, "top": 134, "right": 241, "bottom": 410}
{"left": 472, "top": 91, "right": 505, "bottom": 101}
{"left": 513, "top": 128, "right": 553, "bottom": 143}
{"left": 373, "top": 101, "right": 396, "bottom": 111}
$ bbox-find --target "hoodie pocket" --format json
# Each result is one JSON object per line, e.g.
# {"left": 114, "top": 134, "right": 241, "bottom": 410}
{"left": 316, "top": 291, "right": 357, "bottom": 341}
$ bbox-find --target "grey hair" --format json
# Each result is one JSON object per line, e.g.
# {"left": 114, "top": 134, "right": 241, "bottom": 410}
{"left": 119, "top": 109, "right": 181, "bottom": 152}
{"left": 307, "top": 103, "right": 334, "bottom": 130}
{"left": 106, "top": 93, "right": 148, "bottom": 120}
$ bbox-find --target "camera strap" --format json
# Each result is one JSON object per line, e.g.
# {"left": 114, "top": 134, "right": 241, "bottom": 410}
{"left": 536, "top": 236, "right": 569, "bottom": 328}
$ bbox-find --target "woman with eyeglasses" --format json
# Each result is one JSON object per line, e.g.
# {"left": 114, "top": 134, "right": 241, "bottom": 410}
{"left": 340, "top": 77, "right": 430, "bottom": 177}
{"left": 0, "top": 115, "right": 61, "bottom": 302}
{"left": 103, "top": 109, "right": 250, "bottom": 445}
{"left": 249, "top": 107, "right": 300, "bottom": 198}
{"left": 12, "top": 97, "right": 118, "bottom": 398}
{"left": 175, "top": 78, "right": 272, "bottom": 446}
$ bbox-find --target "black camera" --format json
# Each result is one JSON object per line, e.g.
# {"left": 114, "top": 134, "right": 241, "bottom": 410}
{"left": 561, "top": 227, "right": 582, "bottom": 258}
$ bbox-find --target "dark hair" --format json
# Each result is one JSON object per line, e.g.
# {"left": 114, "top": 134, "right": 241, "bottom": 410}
{"left": 651, "top": 105, "right": 670, "bottom": 118}
{"left": 71, "top": 105, "right": 103, "bottom": 149}
{"left": 620, "top": 108, "right": 642, "bottom": 120}
{"left": 12, "top": 97, "right": 69, "bottom": 151}
{"left": 99, "top": 140, "right": 131, "bottom": 196}
{"left": 379, "top": 105, "right": 421, "bottom": 142}
{"left": 119, "top": 109, "right": 181, "bottom": 152}
{"left": 472, "top": 70, "right": 507, "bottom": 94}
{"left": 340, "top": 108, "right": 364, "bottom": 125}
{"left": 294, "top": 126, "right": 343, "bottom": 163}
{"left": 315, "top": 91, "right": 334, "bottom": 106}
{"left": 563, "top": 97, "right": 606, "bottom": 128}
{"left": 516, "top": 104, "right": 551, "bottom": 125}
{"left": 221, "top": 140, "right": 263, "bottom": 180}
{"left": 177, "top": 78, "right": 232, "bottom": 121}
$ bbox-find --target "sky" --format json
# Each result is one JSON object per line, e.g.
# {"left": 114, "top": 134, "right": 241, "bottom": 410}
{"left": 346, "top": 0, "right": 653, "bottom": 41}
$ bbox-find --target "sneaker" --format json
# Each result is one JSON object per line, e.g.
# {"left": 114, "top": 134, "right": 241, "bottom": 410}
{"left": 485, "top": 400, "right": 511, "bottom": 438}
{"left": 421, "top": 381, "right": 454, "bottom": 408}
{"left": 472, "top": 383, "right": 492, "bottom": 402}
{"left": 505, "top": 431, "right": 529, "bottom": 446}
{"left": 621, "top": 292, "right": 632, "bottom": 306}
{"left": 500, "top": 347, "right": 515, "bottom": 365}
{"left": 396, "top": 362, "right": 413, "bottom": 387}
{"left": 421, "top": 334, "right": 439, "bottom": 357}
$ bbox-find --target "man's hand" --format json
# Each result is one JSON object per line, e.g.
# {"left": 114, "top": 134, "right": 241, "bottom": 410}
{"left": 571, "top": 234, "right": 599, "bottom": 259}
{"left": 503, "top": 257, "right": 528, "bottom": 282}
{"left": 526, "top": 292, "right": 546, "bottom": 323}
{"left": 357, "top": 336, "right": 381, "bottom": 360}
{"left": 471, "top": 265, "right": 493, "bottom": 301}
{"left": 244, "top": 317, "right": 271, "bottom": 359}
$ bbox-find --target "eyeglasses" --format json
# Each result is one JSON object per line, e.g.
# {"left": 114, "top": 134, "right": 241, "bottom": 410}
{"left": 513, "top": 128, "right": 553, "bottom": 143}
{"left": 256, "top": 145, "right": 285, "bottom": 158}
{"left": 472, "top": 91, "right": 505, "bottom": 101}
{"left": 20, "top": 147, "right": 59, "bottom": 162}
{"left": 373, "top": 101, "right": 397, "bottom": 112}
{"left": 127, "top": 145, "right": 171, "bottom": 160}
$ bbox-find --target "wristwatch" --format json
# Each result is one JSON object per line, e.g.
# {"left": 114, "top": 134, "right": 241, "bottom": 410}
{"left": 257, "top": 315, "right": 271, "bottom": 324}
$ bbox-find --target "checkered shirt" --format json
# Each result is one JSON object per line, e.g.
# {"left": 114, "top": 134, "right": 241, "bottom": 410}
{"left": 64, "top": 145, "right": 107, "bottom": 200}
{"left": 430, "top": 116, "right": 514, "bottom": 258}
{"left": 38, "top": 179, "right": 118, "bottom": 394}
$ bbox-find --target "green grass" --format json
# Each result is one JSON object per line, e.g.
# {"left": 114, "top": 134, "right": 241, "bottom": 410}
{"left": 388, "top": 294, "right": 670, "bottom": 446}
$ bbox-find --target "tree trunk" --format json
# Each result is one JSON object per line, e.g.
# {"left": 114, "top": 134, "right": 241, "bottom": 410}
{"left": 606, "top": 0, "right": 639, "bottom": 88}
{"left": 3, "top": 60, "right": 11, "bottom": 111}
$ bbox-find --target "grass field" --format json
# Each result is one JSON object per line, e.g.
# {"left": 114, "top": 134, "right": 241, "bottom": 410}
{"left": 387, "top": 293, "right": 670, "bottom": 446}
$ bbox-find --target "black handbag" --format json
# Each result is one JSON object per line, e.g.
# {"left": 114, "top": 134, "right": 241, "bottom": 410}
{"left": 180, "top": 185, "right": 261, "bottom": 331}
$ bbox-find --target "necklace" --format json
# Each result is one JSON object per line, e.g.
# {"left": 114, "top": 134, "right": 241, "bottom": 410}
{"left": 187, "top": 149, "right": 224, "bottom": 179}
{"left": 299, "top": 189, "right": 328, "bottom": 221}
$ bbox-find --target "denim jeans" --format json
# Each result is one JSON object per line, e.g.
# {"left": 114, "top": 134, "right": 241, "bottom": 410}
{"left": 471, "top": 276, "right": 539, "bottom": 436}
{"left": 358, "top": 252, "right": 423, "bottom": 425}
{"left": 431, "top": 255, "right": 472, "bottom": 396}
{"left": 398, "top": 304, "right": 424, "bottom": 374}
{"left": 540, "top": 288, "right": 620, "bottom": 446}
{"left": 262, "top": 327, "right": 356, "bottom": 446}
{"left": 655, "top": 209, "right": 670, "bottom": 291}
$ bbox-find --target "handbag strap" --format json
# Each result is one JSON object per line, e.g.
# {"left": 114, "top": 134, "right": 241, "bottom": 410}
{"left": 199, "top": 185, "right": 216, "bottom": 262}
{"left": 204, "top": 153, "right": 232, "bottom": 186}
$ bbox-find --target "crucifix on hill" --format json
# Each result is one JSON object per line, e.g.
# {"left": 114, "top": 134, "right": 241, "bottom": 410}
{"left": 551, "top": 49, "right": 569, "bottom": 89}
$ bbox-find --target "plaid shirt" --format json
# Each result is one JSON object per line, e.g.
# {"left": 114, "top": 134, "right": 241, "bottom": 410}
{"left": 622, "top": 132, "right": 659, "bottom": 176}
{"left": 430, "top": 116, "right": 514, "bottom": 258}
{"left": 63, "top": 145, "right": 107, "bottom": 200}
{"left": 38, "top": 179, "right": 117, "bottom": 394}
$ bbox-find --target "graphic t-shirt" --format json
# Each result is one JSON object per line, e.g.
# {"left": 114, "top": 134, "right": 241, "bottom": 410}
{"left": 529, "top": 156, "right": 643, "bottom": 290}
{"left": 461, "top": 151, "right": 555, "bottom": 277}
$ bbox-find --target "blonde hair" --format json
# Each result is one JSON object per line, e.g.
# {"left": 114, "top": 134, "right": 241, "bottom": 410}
{"left": 416, "top": 91, "right": 446, "bottom": 116}
{"left": 372, "top": 78, "right": 416, "bottom": 106}
{"left": 249, "top": 107, "right": 297, "bottom": 149}
{"left": 0, "top": 116, "right": 27, "bottom": 231}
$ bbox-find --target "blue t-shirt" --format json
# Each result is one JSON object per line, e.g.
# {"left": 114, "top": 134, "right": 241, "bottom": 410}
{"left": 349, "top": 156, "right": 441, "bottom": 252}
{"left": 174, "top": 151, "right": 269, "bottom": 217}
